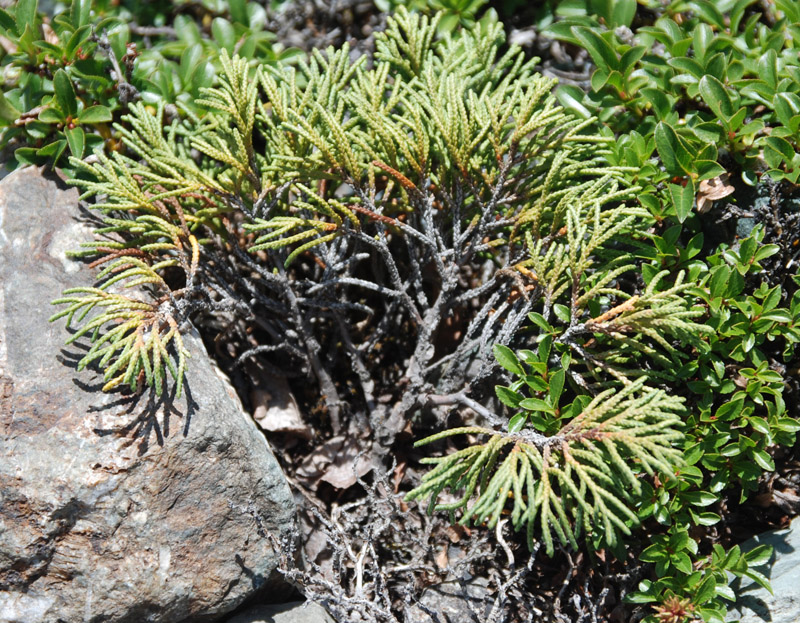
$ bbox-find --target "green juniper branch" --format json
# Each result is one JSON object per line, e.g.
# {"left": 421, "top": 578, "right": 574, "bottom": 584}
{"left": 51, "top": 8, "right": 708, "bottom": 556}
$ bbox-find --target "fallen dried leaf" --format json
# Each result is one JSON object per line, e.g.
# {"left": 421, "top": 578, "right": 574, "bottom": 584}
{"left": 42, "top": 23, "right": 60, "bottom": 46}
{"left": 697, "top": 173, "right": 735, "bottom": 213}
{"left": 250, "top": 371, "right": 312, "bottom": 439}
{"left": 295, "top": 435, "right": 376, "bottom": 490}
{"left": 435, "top": 546, "right": 449, "bottom": 570}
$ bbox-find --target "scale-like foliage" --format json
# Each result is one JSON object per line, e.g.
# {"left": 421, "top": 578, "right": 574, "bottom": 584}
{"left": 51, "top": 287, "right": 188, "bottom": 395}
{"left": 407, "top": 379, "right": 685, "bottom": 555}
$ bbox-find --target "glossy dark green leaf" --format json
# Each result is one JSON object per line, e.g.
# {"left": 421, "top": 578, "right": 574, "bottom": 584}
{"left": 495, "top": 385, "right": 523, "bottom": 408}
{"left": 693, "top": 23, "right": 713, "bottom": 63}
{"left": 728, "top": 107, "right": 747, "bottom": 132}
{"left": 54, "top": 70, "right": 78, "bottom": 118}
{"left": 625, "top": 590, "right": 658, "bottom": 604}
{"left": 667, "top": 56, "right": 705, "bottom": 78}
{"left": 689, "top": 510, "right": 722, "bottom": 527}
{"left": 730, "top": 0, "right": 757, "bottom": 32}
{"left": 35, "top": 140, "right": 66, "bottom": 162}
{"left": 776, "top": 0, "right": 800, "bottom": 21}
{"left": 758, "top": 49, "right": 778, "bottom": 90}
{"left": 436, "top": 13, "right": 459, "bottom": 33}
{"left": 619, "top": 45, "right": 646, "bottom": 74}
{"left": 571, "top": 26, "right": 619, "bottom": 73}
{"left": 14, "top": 146, "right": 40, "bottom": 165}
{"left": 693, "top": 0, "right": 725, "bottom": 29}
{"left": 38, "top": 107, "right": 64, "bottom": 124}
{"left": 65, "top": 24, "right": 92, "bottom": 59}
{"left": 604, "top": 70, "right": 625, "bottom": 93}
{"left": 507, "top": 413, "right": 527, "bottom": 433}
{"left": 549, "top": 369, "right": 565, "bottom": 404}
{"left": 640, "top": 88, "right": 670, "bottom": 118}
{"left": 70, "top": 0, "right": 91, "bottom": 28}
{"left": 754, "top": 245, "right": 780, "bottom": 263}
{"left": 763, "top": 136, "right": 795, "bottom": 164}
{"left": 610, "top": 0, "right": 636, "bottom": 27}
{"left": 668, "top": 179, "right": 695, "bottom": 223}
{"left": 774, "top": 92, "right": 800, "bottom": 129}
{"left": 670, "top": 73, "right": 699, "bottom": 87}
{"left": 591, "top": 68, "right": 610, "bottom": 92}
{"left": 752, "top": 449, "right": 775, "bottom": 471}
{"left": 528, "top": 312, "right": 553, "bottom": 333}
{"left": 0, "top": 91, "right": 21, "bottom": 122}
{"left": 524, "top": 375, "right": 549, "bottom": 392}
{"left": 728, "top": 58, "right": 745, "bottom": 81}
{"left": 0, "top": 8, "right": 15, "bottom": 33}
{"left": 174, "top": 14, "right": 202, "bottom": 46}
{"left": 78, "top": 105, "right": 112, "bottom": 124}
{"left": 655, "top": 121, "right": 694, "bottom": 175}
{"left": 699, "top": 75, "right": 734, "bottom": 121}
{"left": 685, "top": 232, "right": 704, "bottom": 258}
{"left": 744, "top": 544, "right": 773, "bottom": 567}
{"left": 229, "top": 0, "right": 249, "bottom": 25}
{"left": 694, "top": 576, "right": 717, "bottom": 604}
{"left": 556, "top": 87, "right": 590, "bottom": 120}
{"left": 553, "top": 303, "right": 571, "bottom": 323}
{"left": 639, "top": 543, "right": 668, "bottom": 563}
{"left": 655, "top": 18, "right": 684, "bottom": 43}
{"left": 519, "top": 397, "right": 555, "bottom": 413}
{"left": 211, "top": 17, "right": 236, "bottom": 52}
{"left": 704, "top": 52, "right": 726, "bottom": 81}
{"left": 14, "top": 0, "right": 37, "bottom": 36}
{"left": 691, "top": 122, "right": 724, "bottom": 144}
{"left": 709, "top": 265, "right": 732, "bottom": 299}
{"left": 694, "top": 159, "right": 726, "bottom": 181}
{"left": 34, "top": 40, "right": 62, "bottom": 56}
{"left": 65, "top": 126, "right": 85, "bottom": 158}
{"left": 682, "top": 491, "right": 718, "bottom": 506}
{"left": 493, "top": 344, "right": 524, "bottom": 376}
{"left": 194, "top": 61, "right": 216, "bottom": 91}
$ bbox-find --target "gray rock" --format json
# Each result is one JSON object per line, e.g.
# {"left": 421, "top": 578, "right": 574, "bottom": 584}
{"left": 0, "top": 168, "right": 296, "bottom": 623}
{"left": 226, "top": 601, "right": 333, "bottom": 623}
{"left": 726, "top": 516, "right": 800, "bottom": 623}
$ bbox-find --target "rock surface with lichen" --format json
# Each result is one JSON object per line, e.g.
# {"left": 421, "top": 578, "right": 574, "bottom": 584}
{"left": 0, "top": 168, "right": 295, "bottom": 623}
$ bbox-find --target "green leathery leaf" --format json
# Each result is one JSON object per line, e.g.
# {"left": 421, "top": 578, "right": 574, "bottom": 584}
{"left": 211, "top": 17, "right": 236, "bottom": 51}
{"left": 65, "top": 126, "right": 85, "bottom": 158}
{"left": 571, "top": 26, "right": 619, "bottom": 73}
{"left": 78, "top": 106, "right": 113, "bottom": 125}
{"left": 493, "top": 344, "right": 525, "bottom": 377}
{"left": 699, "top": 75, "right": 734, "bottom": 121}
{"left": 38, "top": 107, "right": 64, "bottom": 124}
{"left": 655, "top": 121, "right": 694, "bottom": 176}
{"left": 668, "top": 179, "right": 695, "bottom": 223}
{"left": 0, "top": 8, "right": 16, "bottom": 34}
{"left": 14, "top": 0, "right": 37, "bottom": 36}
{"left": 763, "top": 136, "right": 795, "bottom": 165}
{"left": 549, "top": 369, "right": 565, "bottom": 404}
{"left": 496, "top": 385, "right": 523, "bottom": 408}
{"left": 519, "top": 397, "right": 555, "bottom": 413}
{"left": 71, "top": 0, "right": 92, "bottom": 28}
{"left": 610, "top": 0, "right": 636, "bottom": 27}
{"left": 508, "top": 412, "right": 527, "bottom": 433}
{"left": 758, "top": 49, "right": 778, "bottom": 90}
{"left": 54, "top": 70, "right": 78, "bottom": 118}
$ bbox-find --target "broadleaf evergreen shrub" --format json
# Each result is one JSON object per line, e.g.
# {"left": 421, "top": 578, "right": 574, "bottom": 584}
{"left": 538, "top": 1, "right": 800, "bottom": 620}
{"left": 0, "top": 0, "right": 300, "bottom": 172}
